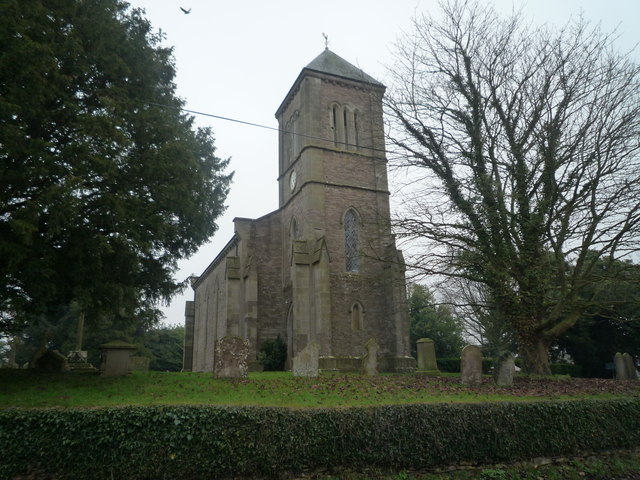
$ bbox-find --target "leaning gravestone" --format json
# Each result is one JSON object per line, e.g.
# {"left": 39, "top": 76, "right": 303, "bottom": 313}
{"left": 461, "top": 345, "right": 483, "bottom": 385}
{"left": 493, "top": 352, "right": 515, "bottom": 387}
{"left": 416, "top": 338, "right": 440, "bottom": 375}
{"left": 622, "top": 353, "right": 638, "bottom": 380}
{"left": 292, "top": 341, "right": 319, "bottom": 377}
{"left": 214, "top": 336, "right": 249, "bottom": 379}
{"left": 614, "top": 352, "right": 629, "bottom": 380}
{"left": 362, "top": 338, "right": 380, "bottom": 376}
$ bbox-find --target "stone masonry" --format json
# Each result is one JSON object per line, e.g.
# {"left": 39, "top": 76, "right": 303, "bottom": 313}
{"left": 184, "top": 49, "right": 415, "bottom": 373}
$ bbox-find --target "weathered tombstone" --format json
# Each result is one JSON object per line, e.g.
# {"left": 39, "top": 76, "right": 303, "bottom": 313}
{"left": 493, "top": 352, "right": 515, "bottom": 387}
{"left": 361, "top": 338, "right": 380, "bottom": 376}
{"left": 461, "top": 345, "right": 483, "bottom": 385}
{"left": 622, "top": 353, "right": 638, "bottom": 380}
{"left": 416, "top": 338, "right": 440, "bottom": 375}
{"left": 214, "top": 336, "right": 250, "bottom": 378}
{"left": 34, "top": 350, "right": 69, "bottom": 373}
{"left": 130, "top": 356, "right": 150, "bottom": 373}
{"left": 100, "top": 341, "right": 137, "bottom": 377}
{"left": 292, "top": 341, "right": 319, "bottom": 377}
{"left": 614, "top": 352, "right": 628, "bottom": 380}
{"left": 67, "top": 350, "right": 98, "bottom": 373}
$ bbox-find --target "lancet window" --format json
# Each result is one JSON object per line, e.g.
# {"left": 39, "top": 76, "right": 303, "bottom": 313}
{"left": 344, "top": 208, "right": 360, "bottom": 272}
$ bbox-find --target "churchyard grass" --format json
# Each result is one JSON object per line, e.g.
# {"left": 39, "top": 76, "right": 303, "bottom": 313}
{"left": 1, "top": 369, "right": 638, "bottom": 409}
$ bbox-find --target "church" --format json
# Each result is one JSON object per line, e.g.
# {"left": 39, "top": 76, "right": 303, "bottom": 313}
{"left": 183, "top": 49, "right": 415, "bottom": 373}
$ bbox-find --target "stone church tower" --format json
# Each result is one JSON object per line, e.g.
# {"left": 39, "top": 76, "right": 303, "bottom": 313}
{"left": 183, "top": 49, "right": 414, "bottom": 372}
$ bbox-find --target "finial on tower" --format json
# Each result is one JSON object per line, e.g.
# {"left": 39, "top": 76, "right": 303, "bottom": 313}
{"left": 322, "top": 32, "right": 329, "bottom": 50}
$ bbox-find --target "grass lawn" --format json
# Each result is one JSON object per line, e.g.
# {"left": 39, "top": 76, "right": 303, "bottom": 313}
{"left": 1, "top": 369, "right": 638, "bottom": 409}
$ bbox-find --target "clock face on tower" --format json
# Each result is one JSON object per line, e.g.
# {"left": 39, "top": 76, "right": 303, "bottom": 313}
{"left": 289, "top": 170, "right": 297, "bottom": 191}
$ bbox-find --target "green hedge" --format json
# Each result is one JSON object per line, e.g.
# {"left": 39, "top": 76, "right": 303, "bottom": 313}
{"left": 1, "top": 399, "right": 640, "bottom": 479}
{"left": 551, "top": 363, "right": 584, "bottom": 377}
{"left": 437, "top": 357, "right": 460, "bottom": 372}
{"left": 437, "top": 357, "right": 501, "bottom": 373}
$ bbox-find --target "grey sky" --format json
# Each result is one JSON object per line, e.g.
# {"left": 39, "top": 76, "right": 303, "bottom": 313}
{"left": 125, "top": 0, "right": 639, "bottom": 325}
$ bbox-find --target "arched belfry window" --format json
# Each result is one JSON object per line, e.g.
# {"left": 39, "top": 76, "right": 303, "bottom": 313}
{"left": 330, "top": 103, "right": 359, "bottom": 150}
{"left": 350, "top": 302, "right": 365, "bottom": 331}
{"left": 353, "top": 110, "right": 360, "bottom": 149}
{"left": 344, "top": 208, "right": 360, "bottom": 272}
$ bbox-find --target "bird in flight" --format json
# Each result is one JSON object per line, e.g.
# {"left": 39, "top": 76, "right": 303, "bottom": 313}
{"left": 180, "top": 7, "right": 191, "bottom": 14}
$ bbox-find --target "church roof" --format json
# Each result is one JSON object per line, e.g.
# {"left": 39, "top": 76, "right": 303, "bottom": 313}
{"left": 276, "top": 49, "right": 385, "bottom": 117}
{"left": 303, "top": 48, "right": 385, "bottom": 88}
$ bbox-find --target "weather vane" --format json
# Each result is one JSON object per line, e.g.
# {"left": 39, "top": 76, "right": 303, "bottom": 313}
{"left": 322, "top": 32, "right": 329, "bottom": 50}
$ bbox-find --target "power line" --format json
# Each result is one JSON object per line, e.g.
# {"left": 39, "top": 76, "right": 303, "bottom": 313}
{"left": 145, "top": 101, "right": 389, "bottom": 155}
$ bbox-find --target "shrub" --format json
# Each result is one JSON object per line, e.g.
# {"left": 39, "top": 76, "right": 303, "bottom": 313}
{"left": 1, "top": 399, "right": 639, "bottom": 479}
{"left": 551, "top": 363, "right": 583, "bottom": 377}
{"left": 437, "top": 357, "right": 460, "bottom": 372}
{"left": 258, "top": 335, "right": 287, "bottom": 371}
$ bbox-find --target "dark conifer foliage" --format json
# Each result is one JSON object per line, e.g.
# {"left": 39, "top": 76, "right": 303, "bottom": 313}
{"left": 0, "top": 0, "right": 232, "bottom": 332}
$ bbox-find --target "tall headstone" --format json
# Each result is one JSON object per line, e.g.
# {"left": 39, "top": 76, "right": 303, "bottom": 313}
{"left": 461, "top": 345, "right": 483, "bottom": 385}
{"left": 614, "top": 352, "right": 628, "bottom": 380}
{"left": 493, "top": 352, "right": 515, "bottom": 387}
{"left": 362, "top": 338, "right": 380, "bottom": 376}
{"left": 214, "top": 336, "right": 249, "bottom": 378}
{"left": 622, "top": 353, "right": 638, "bottom": 380}
{"left": 292, "top": 341, "right": 319, "bottom": 377}
{"left": 416, "top": 338, "right": 440, "bottom": 375}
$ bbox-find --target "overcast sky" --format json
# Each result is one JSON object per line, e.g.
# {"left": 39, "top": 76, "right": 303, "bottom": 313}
{"left": 124, "top": 0, "right": 639, "bottom": 326}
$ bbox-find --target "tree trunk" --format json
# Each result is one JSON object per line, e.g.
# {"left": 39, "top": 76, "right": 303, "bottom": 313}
{"left": 518, "top": 334, "right": 551, "bottom": 375}
{"left": 29, "top": 329, "right": 52, "bottom": 368}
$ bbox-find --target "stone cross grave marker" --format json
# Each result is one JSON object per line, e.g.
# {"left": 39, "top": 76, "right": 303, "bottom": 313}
{"left": 214, "top": 336, "right": 249, "bottom": 379}
{"left": 493, "top": 352, "right": 515, "bottom": 387}
{"left": 292, "top": 341, "right": 319, "bottom": 377}
{"left": 461, "top": 345, "right": 483, "bottom": 385}
{"left": 362, "top": 338, "right": 380, "bottom": 376}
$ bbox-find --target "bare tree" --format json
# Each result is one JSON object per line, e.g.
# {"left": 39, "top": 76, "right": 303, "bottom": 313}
{"left": 385, "top": 0, "right": 640, "bottom": 374}
{"left": 441, "top": 278, "right": 516, "bottom": 357}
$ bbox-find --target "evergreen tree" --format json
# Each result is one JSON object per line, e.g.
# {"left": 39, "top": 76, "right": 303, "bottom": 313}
{"left": 408, "top": 283, "right": 465, "bottom": 358}
{"left": 0, "top": 0, "right": 232, "bottom": 333}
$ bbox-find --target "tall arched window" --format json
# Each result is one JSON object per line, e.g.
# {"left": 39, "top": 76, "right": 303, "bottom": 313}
{"left": 331, "top": 105, "right": 339, "bottom": 146}
{"left": 331, "top": 103, "right": 360, "bottom": 150}
{"left": 353, "top": 111, "right": 359, "bottom": 149}
{"left": 344, "top": 208, "right": 360, "bottom": 272}
{"left": 350, "top": 302, "right": 364, "bottom": 331}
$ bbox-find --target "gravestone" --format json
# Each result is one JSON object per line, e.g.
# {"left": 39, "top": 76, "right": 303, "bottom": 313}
{"left": 67, "top": 350, "right": 98, "bottom": 373}
{"left": 292, "top": 341, "right": 319, "bottom": 377}
{"left": 622, "top": 353, "right": 638, "bottom": 380}
{"left": 416, "top": 338, "right": 440, "bottom": 375}
{"left": 493, "top": 352, "right": 515, "bottom": 387}
{"left": 362, "top": 338, "right": 380, "bottom": 376}
{"left": 130, "top": 356, "right": 150, "bottom": 373}
{"left": 461, "top": 345, "right": 483, "bottom": 385}
{"left": 214, "top": 336, "right": 249, "bottom": 378}
{"left": 614, "top": 352, "right": 629, "bottom": 380}
{"left": 34, "top": 350, "right": 69, "bottom": 373}
{"left": 100, "top": 341, "right": 136, "bottom": 376}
